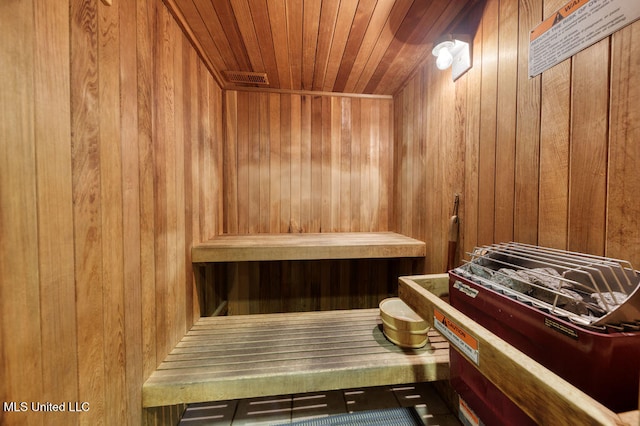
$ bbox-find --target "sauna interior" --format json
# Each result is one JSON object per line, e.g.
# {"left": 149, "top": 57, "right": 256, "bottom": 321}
{"left": 2, "top": 0, "right": 639, "bottom": 424}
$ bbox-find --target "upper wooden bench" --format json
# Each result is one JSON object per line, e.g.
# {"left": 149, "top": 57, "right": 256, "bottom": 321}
{"left": 191, "top": 232, "right": 426, "bottom": 263}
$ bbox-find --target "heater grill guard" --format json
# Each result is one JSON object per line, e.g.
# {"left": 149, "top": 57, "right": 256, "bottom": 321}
{"left": 449, "top": 243, "right": 640, "bottom": 415}
{"left": 457, "top": 242, "right": 640, "bottom": 330}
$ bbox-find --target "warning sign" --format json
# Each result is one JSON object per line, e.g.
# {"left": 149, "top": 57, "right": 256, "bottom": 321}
{"left": 433, "top": 308, "right": 479, "bottom": 365}
{"left": 529, "top": 0, "right": 640, "bottom": 77}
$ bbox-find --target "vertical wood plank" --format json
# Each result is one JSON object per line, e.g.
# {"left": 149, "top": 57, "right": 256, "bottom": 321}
{"left": 477, "top": 0, "right": 498, "bottom": 246}
{"left": 269, "top": 93, "right": 282, "bottom": 232}
{"left": 70, "top": 0, "right": 106, "bottom": 421}
{"left": 538, "top": 0, "right": 571, "bottom": 249}
{"left": 514, "top": 0, "right": 541, "bottom": 245}
{"left": 569, "top": 39, "right": 609, "bottom": 255}
{"left": 300, "top": 95, "right": 312, "bottom": 231}
{"left": 0, "top": 1, "right": 43, "bottom": 423}
{"left": 137, "top": 0, "right": 157, "bottom": 380}
{"left": 99, "top": 1, "right": 127, "bottom": 422}
{"left": 494, "top": 0, "right": 518, "bottom": 243}
{"left": 120, "top": 0, "right": 142, "bottom": 421}
{"left": 608, "top": 21, "right": 640, "bottom": 268}
{"left": 34, "top": 0, "right": 78, "bottom": 419}
{"left": 224, "top": 90, "right": 239, "bottom": 234}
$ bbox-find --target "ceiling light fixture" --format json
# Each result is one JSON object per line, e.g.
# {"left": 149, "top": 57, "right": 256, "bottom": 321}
{"left": 432, "top": 35, "right": 472, "bottom": 81}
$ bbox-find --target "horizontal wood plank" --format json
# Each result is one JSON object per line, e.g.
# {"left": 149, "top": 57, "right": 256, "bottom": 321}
{"left": 192, "top": 232, "right": 426, "bottom": 262}
{"left": 142, "top": 308, "right": 449, "bottom": 407}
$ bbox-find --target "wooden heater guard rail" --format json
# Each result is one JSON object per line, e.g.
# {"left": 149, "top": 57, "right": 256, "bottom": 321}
{"left": 399, "top": 275, "right": 640, "bottom": 426}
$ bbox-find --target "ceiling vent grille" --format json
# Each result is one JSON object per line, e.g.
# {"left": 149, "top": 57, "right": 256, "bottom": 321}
{"left": 224, "top": 71, "right": 269, "bottom": 86}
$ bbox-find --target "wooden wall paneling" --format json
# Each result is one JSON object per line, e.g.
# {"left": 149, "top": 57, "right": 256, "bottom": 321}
{"left": 259, "top": 92, "right": 271, "bottom": 233}
{"left": 538, "top": 0, "right": 571, "bottom": 249}
{"left": 120, "top": 0, "right": 143, "bottom": 420}
{"left": 34, "top": 0, "right": 78, "bottom": 419}
{"left": 494, "top": 0, "right": 518, "bottom": 243}
{"left": 310, "top": 96, "right": 323, "bottom": 232}
{"left": 459, "top": 14, "right": 483, "bottom": 261}
{"left": 568, "top": 39, "right": 609, "bottom": 255}
{"left": 477, "top": 0, "right": 499, "bottom": 246}
{"left": 98, "top": 5, "right": 127, "bottom": 418}
{"left": 300, "top": 95, "right": 313, "bottom": 231}
{"left": 340, "top": 98, "right": 352, "bottom": 231}
{"left": 138, "top": 0, "right": 158, "bottom": 380}
{"left": 280, "top": 94, "right": 292, "bottom": 232}
{"left": 247, "top": 92, "right": 261, "bottom": 234}
{"left": 330, "top": 96, "right": 342, "bottom": 232}
{"left": 351, "top": 98, "right": 363, "bottom": 231}
{"left": 236, "top": 91, "right": 250, "bottom": 233}
{"left": 450, "top": 56, "right": 468, "bottom": 270}
{"left": 379, "top": 98, "right": 392, "bottom": 231}
{"left": 608, "top": 21, "right": 640, "bottom": 268}
{"left": 321, "top": 96, "right": 333, "bottom": 231}
{"left": 70, "top": 0, "right": 106, "bottom": 422}
{"left": 0, "top": 1, "right": 44, "bottom": 423}
{"left": 290, "top": 94, "right": 302, "bottom": 230}
{"left": 155, "top": 3, "right": 173, "bottom": 366}
{"left": 174, "top": 25, "right": 188, "bottom": 345}
{"left": 370, "top": 99, "right": 383, "bottom": 231}
{"left": 224, "top": 90, "right": 238, "bottom": 234}
{"left": 424, "top": 69, "right": 440, "bottom": 273}
{"left": 269, "top": 93, "right": 282, "bottom": 232}
{"left": 360, "top": 98, "right": 373, "bottom": 230}
{"left": 514, "top": 0, "right": 542, "bottom": 245}
{"left": 185, "top": 40, "right": 198, "bottom": 323}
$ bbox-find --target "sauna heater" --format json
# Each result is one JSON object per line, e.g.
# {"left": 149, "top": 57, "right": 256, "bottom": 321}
{"left": 448, "top": 242, "right": 640, "bottom": 425}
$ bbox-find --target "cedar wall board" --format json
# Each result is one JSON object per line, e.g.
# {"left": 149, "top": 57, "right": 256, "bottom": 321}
{"left": 394, "top": 0, "right": 640, "bottom": 275}
{"left": 1, "top": 0, "right": 222, "bottom": 424}
{"left": 2, "top": 0, "right": 640, "bottom": 424}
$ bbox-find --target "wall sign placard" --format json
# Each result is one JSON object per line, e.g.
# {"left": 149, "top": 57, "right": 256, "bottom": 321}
{"left": 529, "top": 0, "right": 640, "bottom": 77}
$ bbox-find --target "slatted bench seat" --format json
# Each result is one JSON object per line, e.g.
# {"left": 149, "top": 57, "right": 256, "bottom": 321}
{"left": 142, "top": 308, "right": 450, "bottom": 408}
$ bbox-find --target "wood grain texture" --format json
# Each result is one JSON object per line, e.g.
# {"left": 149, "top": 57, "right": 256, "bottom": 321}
{"left": 167, "top": 0, "right": 475, "bottom": 95}
{"left": 3, "top": 0, "right": 222, "bottom": 424}
{"left": 393, "top": 2, "right": 640, "bottom": 273}
{"left": 192, "top": 232, "right": 425, "bottom": 262}
{"left": 143, "top": 308, "right": 449, "bottom": 407}
{"left": 224, "top": 90, "right": 394, "bottom": 234}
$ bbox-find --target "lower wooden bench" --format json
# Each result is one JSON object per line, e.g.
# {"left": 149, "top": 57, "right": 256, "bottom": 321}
{"left": 142, "top": 308, "right": 450, "bottom": 408}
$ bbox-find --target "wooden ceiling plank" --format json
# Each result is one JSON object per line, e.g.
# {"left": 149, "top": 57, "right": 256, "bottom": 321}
{"left": 187, "top": 0, "right": 241, "bottom": 72}
{"left": 286, "top": 0, "right": 303, "bottom": 89}
{"left": 366, "top": 0, "right": 467, "bottom": 94}
{"left": 301, "top": 0, "right": 322, "bottom": 91}
{"left": 322, "top": 0, "right": 360, "bottom": 92}
{"left": 247, "top": 0, "right": 280, "bottom": 87}
{"left": 352, "top": 0, "right": 414, "bottom": 94}
{"left": 169, "top": 0, "right": 228, "bottom": 85}
{"left": 311, "top": 0, "right": 340, "bottom": 92}
{"left": 266, "top": 0, "right": 292, "bottom": 89}
{"left": 210, "top": 1, "right": 253, "bottom": 71}
{"left": 229, "top": 0, "right": 265, "bottom": 72}
{"left": 342, "top": 0, "right": 397, "bottom": 94}
{"left": 332, "top": 0, "right": 378, "bottom": 93}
